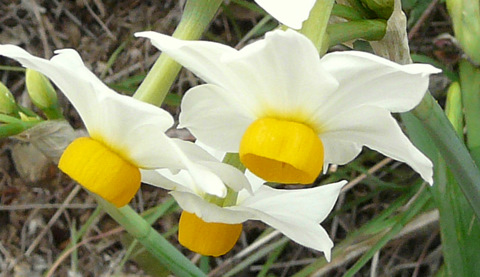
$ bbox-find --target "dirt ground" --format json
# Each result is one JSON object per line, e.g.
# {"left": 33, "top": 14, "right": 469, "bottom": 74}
{"left": 0, "top": 0, "right": 454, "bottom": 276}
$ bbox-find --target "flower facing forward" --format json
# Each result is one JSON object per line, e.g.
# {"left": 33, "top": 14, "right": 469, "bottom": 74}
{"left": 254, "top": 0, "right": 316, "bottom": 29}
{"left": 0, "top": 45, "right": 228, "bottom": 207}
{"left": 136, "top": 29, "right": 440, "bottom": 185}
{"left": 142, "top": 147, "right": 346, "bottom": 261}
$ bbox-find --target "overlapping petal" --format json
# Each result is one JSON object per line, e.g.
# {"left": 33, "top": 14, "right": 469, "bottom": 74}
{"left": 320, "top": 106, "right": 433, "bottom": 184}
{"left": 254, "top": 0, "right": 317, "bottom": 29}
{"left": 140, "top": 29, "right": 438, "bottom": 184}
{"left": 170, "top": 180, "right": 346, "bottom": 261}
{"left": 0, "top": 45, "right": 232, "bottom": 198}
{"left": 318, "top": 51, "right": 442, "bottom": 114}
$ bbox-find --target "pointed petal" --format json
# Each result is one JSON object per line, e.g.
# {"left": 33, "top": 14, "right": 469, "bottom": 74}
{"left": 254, "top": 0, "right": 316, "bottom": 29}
{"left": 135, "top": 31, "right": 240, "bottom": 90}
{"left": 179, "top": 84, "right": 256, "bottom": 152}
{"left": 141, "top": 169, "right": 188, "bottom": 192}
{"left": 321, "top": 106, "right": 433, "bottom": 184}
{"left": 238, "top": 181, "right": 347, "bottom": 261}
{"left": 170, "top": 191, "right": 252, "bottom": 224}
{"left": 221, "top": 30, "right": 338, "bottom": 124}
{"left": 0, "top": 45, "right": 106, "bottom": 131}
{"left": 319, "top": 51, "right": 441, "bottom": 114}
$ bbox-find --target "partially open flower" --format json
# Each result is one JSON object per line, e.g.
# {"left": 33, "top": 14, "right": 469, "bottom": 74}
{"left": 142, "top": 147, "right": 346, "bottom": 260}
{"left": 0, "top": 46, "right": 227, "bottom": 207}
{"left": 136, "top": 29, "right": 440, "bottom": 185}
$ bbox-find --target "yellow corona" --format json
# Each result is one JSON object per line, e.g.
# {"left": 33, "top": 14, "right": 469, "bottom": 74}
{"left": 59, "top": 137, "right": 141, "bottom": 207}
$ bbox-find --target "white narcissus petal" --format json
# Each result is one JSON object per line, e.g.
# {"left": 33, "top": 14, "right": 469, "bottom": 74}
{"left": 178, "top": 30, "right": 338, "bottom": 150}
{"left": 179, "top": 84, "right": 256, "bottom": 152}
{"left": 222, "top": 30, "right": 338, "bottom": 122}
{"left": 170, "top": 190, "right": 252, "bottom": 223}
{"left": 135, "top": 31, "right": 240, "bottom": 90}
{"left": 239, "top": 181, "right": 346, "bottom": 225}
{"left": 318, "top": 51, "right": 441, "bottom": 114}
{"left": 320, "top": 106, "right": 433, "bottom": 184}
{"left": 141, "top": 169, "right": 190, "bottom": 192}
{"left": 254, "top": 0, "right": 317, "bottom": 29}
{"left": 0, "top": 45, "right": 103, "bottom": 131}
{"left": 172, "top": 180, "right": 346, "bottom": 262}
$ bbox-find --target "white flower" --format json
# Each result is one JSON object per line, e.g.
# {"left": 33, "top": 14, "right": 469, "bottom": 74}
{"left": 254, "top": 0, "right": 317, "bottom": 29}
{"left": 143, "top": 149, "right": 346, "bottom": 261}
{"left": 136, "top": 29, "right": 440, "bottom": 185}
{"left": 0, "top": 45, "right": 228, "bottom": 206}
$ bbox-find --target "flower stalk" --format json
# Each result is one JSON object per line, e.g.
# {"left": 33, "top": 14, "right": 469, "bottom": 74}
{"left": 133, "top": 0, "right": 223, "bottom": 106}
{"left": 299, "top": 0, "right": 335, "bottom": 55}
{"left": 97, "top": 196, "right": 207, "bottom": 277}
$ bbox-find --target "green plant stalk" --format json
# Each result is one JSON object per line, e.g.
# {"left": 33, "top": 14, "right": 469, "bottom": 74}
{"left": 327, "top": 19, "right": 387, "bottom": 47}
{"left": 446, "top": 0, "right": 480, "bottom": 64}
{"left": 404, "top": 88, "right": 480, "bottom": 277}
{"left": 459, "top": 60, "right": 480, "bottom": 164}
{"left": 133, "top": 0, "right": 223, "bottom": 106}
{"left": 332, "top": 4, "right": 365, "bottom": 20}
{"left": 0, "top": 119, "right": 40, "bottom": 138}
{"left": 299, "top": 0, "right": 335, "bottom": 55}
{"left": 96, "top": 196, "right": 207, "bottom": 277}
{"left": 406, "top": 92, "right": 480, "bottom": 221}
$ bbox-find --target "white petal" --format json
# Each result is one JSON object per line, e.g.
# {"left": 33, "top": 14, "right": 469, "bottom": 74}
{"left": 238, "top": 181, "right": 347, "bottom": 261}
{"left": 90, "top": 93, "right": 183, "bottom": 168}
{"left": 320, "top": 106, "right": 433, "bottom": 184}
{"left": 319, "top": 51, "right": 441, "bottom": 114}
{"left": 179, "top": 84, "right": 255, "bottom": 152}
{"left": 240, "top": 181, "right": 346, "bottom": 223}
{"left": 254, "top": 0, "right": 316, "bottom": 29}
{"left": 0, "top": 45, "right": 106, "bottom": 131}
{"left": 0, "top": 45, "right": 181, "bottom": 170}
{"left": 170, "top": 191, "right": 252, "bottom": 224}
{"left": 135, "top": 31, "right": 240, "bottom": 90}
{"left": 199, "top": 161, "right": 252, "bottom": 193}
{"left": 221, "top": 30, "right": 338, "bottom": 123}
{"left": 141, "top": 169, "right": 190, "bottom": 192}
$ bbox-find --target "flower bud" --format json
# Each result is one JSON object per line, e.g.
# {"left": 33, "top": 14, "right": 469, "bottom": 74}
{"left": 360, "top": 0, "right": 394, "bottom": 19}
{"left": 0, "top": 81, "right": 17, "bottom": 114}
{"left": 26, "top": 69, "right": 59, "bottom": 110}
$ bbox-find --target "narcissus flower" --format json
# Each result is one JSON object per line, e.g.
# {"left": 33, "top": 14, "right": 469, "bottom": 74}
{"left": 0, "top": 45, "right": 227, "bottom": 207}
{"left": 136, "top": 29, "right": 440, "bottom": 185}
{"left": 142, "top": 147, "right": 346, "bottom": 261}
{"left": 254, "top": 0, "right": 316, "bottom": 29}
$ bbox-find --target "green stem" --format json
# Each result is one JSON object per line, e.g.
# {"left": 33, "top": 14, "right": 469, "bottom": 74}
{"left": 97, "top": 196, "right": 207, "bottom": 277}
{"left": 133, "top": 0, "right": 223, "bottom": 106}
{"left": 408, "top": 92, "right": 480, "bottom": 221}
{"left": 299, "top": 0, "right": 335, "bottom": 55}
{"left": 327, "top": 19, "right": 387, "bottom": 47}
{"left": 459, "top": 59, "right": 480, "bottom": 164}
{"left": 332, "top": 4, "right": 366, "bottom": 20}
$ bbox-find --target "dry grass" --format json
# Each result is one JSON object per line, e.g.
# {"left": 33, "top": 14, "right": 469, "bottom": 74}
{"left": 0, "top": 0, "right": 454, "bottom": 276}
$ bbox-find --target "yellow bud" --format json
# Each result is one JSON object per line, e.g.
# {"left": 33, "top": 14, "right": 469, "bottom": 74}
{"left": 178, "top": 211, "right": 242, "bottom": 257}
{"left": 0, "top": 82, "right": 17, "bottom": 114}
{"left": 58, "top": 137, "right": 140, "bottom": 207}
{"left": 26, "top": 69, "right": 58, "bottom": 110}
{"left": 240, "top": 118, "right": 324, "bottom": 184}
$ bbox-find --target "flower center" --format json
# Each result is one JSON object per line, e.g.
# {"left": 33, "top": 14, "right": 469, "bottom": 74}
{"left": 239, "top": 117, "right": 324, "bottom": 184}
{"left": 58, "top": 137, "right": 141, "bottom": 207}
{"left": 178, "top": 211, "right": 242, "bottom": 257}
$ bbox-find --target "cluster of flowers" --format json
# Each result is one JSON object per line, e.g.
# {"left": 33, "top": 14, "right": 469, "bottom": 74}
{"left": 0, "top": 2, "right": 439, "bottom": 261}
